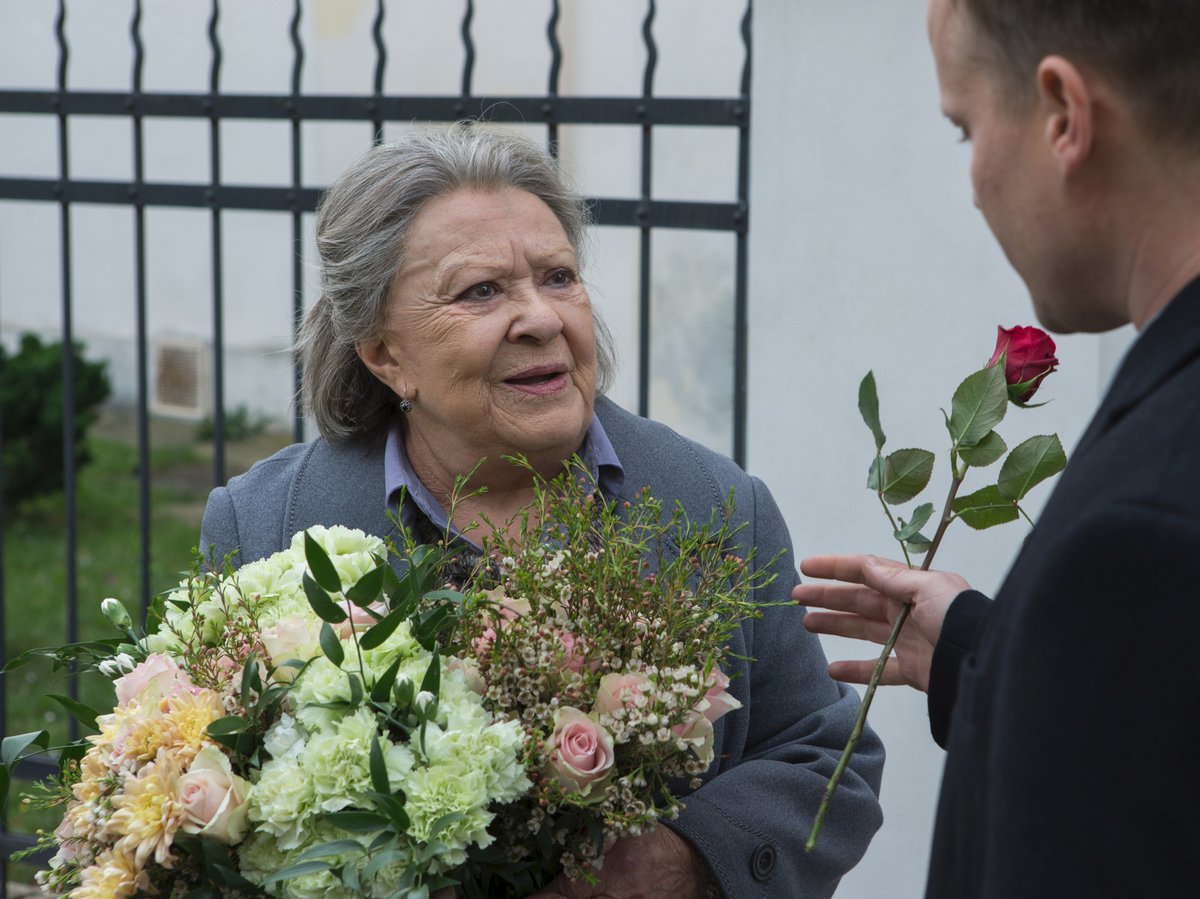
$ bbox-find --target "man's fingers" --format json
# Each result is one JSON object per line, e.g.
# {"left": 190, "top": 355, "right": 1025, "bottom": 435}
{"left": 803, "top": 610, "right": 895, "bottom": 645}
{"left": 827, "top": 657, "right": 905, "bottom": 686}
{"left": 800, "top": 554, "right": 909, "bottom": 585}
{"left": 793, "top": 581, "right": 893, "bottom": 620}
{"left": 861, "top": 556, "right": 971, "bottom": 605}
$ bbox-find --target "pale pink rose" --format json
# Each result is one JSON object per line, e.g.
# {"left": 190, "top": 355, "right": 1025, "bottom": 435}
{"left": 555, "top": 630, "right": 587, "bottom": 674}
{"left": 549, "top": 707, "right": 615, "bottom": 796}
{"left": 53, "top": 815, "right": 81, "bottom": 863}
{"left": 472, "top": 590, "right": 531, "bottom": 658}
{"left": 261, "top": 616, "right": 322, "bottom": 680}
{"left": 447, "top": 656, "right": 486, "bottom": 694}
{"left": 177, "top": 746, "right": 250, "bottom": 845}
{"left": 673, "top": 712, "right": 716, "bottom": 767}
{"left": 114, "top": 653, "right": 190, "bottom": 706}
{"left": 593, "top": 672, "right": 652, "bottom": 717}
{"left": 338, "top": 600, "right": 389, "bottom": 639}
{"left": 697, "top": 668, "right": 742, "bottom": 724}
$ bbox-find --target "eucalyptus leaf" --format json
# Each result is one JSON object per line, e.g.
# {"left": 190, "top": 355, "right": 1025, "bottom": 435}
{"left": 359, "top": 605, "right": 408, "bottom": 651}
{"left": 263, "top": 860, "right": 335, "bottom": 885}
{"left": 893, "top": 503, "right": 935, "bottom": 541}
{"left": 1, "top": 730, "right": 48, "bottom": 768}
{"left": 947, "top": 364, "right": 1009, "bottom": 448}
{"left": 370, "top": 737, "right": 390, "bottom": 795}
{"left": 878, "top": 448, "right": 936, "bottom": 505}
{"left": 952, "top": 484, "right": 1019, "bottom": 530}
{"left": 206, "top": 716, "right": 249, "bottom": 736}
{"left": 293, "top": 841, "right": 369, "bottom": 864}
{"left": 345, "top": 565, "right": 387, "bottom": 608}
{"left": 858, "top": 371, "right": 886, "bottom": 451}
{"left": 958, "top": 430, "right": 1007, "bottom": 468}
{"left": 421, "top": 649, "right": 441, "bottom": 697}
{"left": 997, "top": 434, "right": 1067, "bottom": 501}
{"left": 304, "top": 531, "right": 343, "bottom": 593}
{"left": 323, "top": 811, "right": 390, "bottom": 833}
{"left": 319, "top": 621, "right": 345, "bottom": 668}
{"left": 304, "top": 572, "right": 349, "bottom": 624}
{"left": 45, "top": 694, "right": 100, "bottom": 731}
{"left": 371, "top": 656, "right": 405, "bottom": 703}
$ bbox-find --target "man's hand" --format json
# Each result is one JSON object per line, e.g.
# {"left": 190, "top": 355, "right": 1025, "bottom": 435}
{"left": 793, "top": 554, "right": 969, "bottom": 692}
{"left": 528, "top": 826, "right": 712, "bottom": 899}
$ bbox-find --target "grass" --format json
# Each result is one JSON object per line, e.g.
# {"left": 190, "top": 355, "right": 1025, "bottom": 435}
{"left": 0, "top": 428, "right": 256, "bottom": 885}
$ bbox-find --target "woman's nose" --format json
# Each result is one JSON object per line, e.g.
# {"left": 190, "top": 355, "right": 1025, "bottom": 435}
{"left": 508, "top": 283, "right": 564, "bottom": 342}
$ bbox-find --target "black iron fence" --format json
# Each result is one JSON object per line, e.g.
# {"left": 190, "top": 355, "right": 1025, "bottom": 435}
{"left": 0, "top": 0, "right": 751, "bottom": 885}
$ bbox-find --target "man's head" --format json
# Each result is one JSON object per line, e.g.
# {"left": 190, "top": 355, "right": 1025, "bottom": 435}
{"left": 950, "top": 0, "right": 1200, "bottom": 147}
{"left": 928, "top": 0, "right": 1200, "bottom": 333}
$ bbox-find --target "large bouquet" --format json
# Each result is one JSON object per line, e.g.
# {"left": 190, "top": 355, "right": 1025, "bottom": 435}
{"left": 3, "top": 464, "right": 775, "bottom": 897}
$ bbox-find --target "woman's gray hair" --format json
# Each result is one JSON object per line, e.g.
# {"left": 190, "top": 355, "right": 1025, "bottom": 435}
{"left": 299, "top": 125, "right": 616, "bottom": 442}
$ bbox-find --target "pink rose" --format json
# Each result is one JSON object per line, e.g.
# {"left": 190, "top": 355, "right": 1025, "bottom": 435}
{"left": 261, "top": 616, "right": 322, "bottom": 680}
{"left": 697, "top": 668, "right": 742, "bottom": 724}
{"left": 178, "top": 746, "right": 250, "bottom": 845}
{"left": 472, "top": 591, "right": 530, "bottom": 658}
{"left": 673, "top": 712, "right": 716, "bottom": 767}
{"left": 114, "top": 653, "right": 191, "bottom": 706}
{"left": 549, "top": 707, "right": 615, "bottom": 796}
{"left": 593, "top": 672, "right": 652, "bottom": 717}
{"left": 987, "top": 325, "right": 1059, "bottom": 403}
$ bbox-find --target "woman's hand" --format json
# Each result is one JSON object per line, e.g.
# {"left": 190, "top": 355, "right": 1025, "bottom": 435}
{"left": 793, "top": 554, "right": 969, "bottom": 692}
{"left": 528, "top": 826, "right": 712, "bottom": 899}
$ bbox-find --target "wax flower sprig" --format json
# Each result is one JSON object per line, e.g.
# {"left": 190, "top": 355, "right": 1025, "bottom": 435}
{"left": 805, "top": 325, "right": 1066, "bottom": 851}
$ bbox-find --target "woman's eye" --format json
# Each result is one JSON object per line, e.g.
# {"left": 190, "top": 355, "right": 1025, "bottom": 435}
{"left": 546, "top": 268, "right": 575, "bottom": 287}
{"left": 460, "top": 282, "right": 497, "bottom": 301}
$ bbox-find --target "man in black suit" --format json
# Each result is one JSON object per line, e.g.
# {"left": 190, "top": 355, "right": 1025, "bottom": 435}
{"left": 795, "top": 0, "right": 1200, "bottom": 895}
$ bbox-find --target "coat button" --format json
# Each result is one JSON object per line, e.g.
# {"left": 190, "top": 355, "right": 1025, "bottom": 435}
{"left": 751, "top": 843, "right": 776, "bottom": 882}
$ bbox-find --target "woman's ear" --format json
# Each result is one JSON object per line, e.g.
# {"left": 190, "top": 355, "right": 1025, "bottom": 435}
{"left": 356, "top": 336, "right": 407, "bottom": 396}
{"left": 1036, "top": 55, "right": 1094, "bottom": 176}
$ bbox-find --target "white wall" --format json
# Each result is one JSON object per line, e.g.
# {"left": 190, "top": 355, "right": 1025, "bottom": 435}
{"left": 749, "top": 2, "right": 1134, "bottom": 895}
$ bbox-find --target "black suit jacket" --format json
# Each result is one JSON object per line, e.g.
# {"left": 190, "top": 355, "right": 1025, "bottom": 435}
{"left": 925, "top": 276, "right": 1200, "bottom": 897}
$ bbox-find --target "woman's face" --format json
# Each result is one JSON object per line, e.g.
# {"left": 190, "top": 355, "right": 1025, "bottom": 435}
{"left": 361, "top": 188, "right": 597, "bottom": 475}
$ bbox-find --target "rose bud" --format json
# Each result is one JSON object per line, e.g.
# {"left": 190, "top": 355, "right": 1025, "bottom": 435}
{"left": 987, "top": 325, "right": 1059, "bottom": 404}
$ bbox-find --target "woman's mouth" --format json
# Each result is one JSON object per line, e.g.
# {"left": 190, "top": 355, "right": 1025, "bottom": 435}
{"left": 504, "top": 367, "right": 569, "bottom": 395}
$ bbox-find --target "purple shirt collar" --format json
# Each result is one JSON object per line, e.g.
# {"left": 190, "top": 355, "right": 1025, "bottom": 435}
{"left": 384, "top": 413, "right": 624, "bottom": 537}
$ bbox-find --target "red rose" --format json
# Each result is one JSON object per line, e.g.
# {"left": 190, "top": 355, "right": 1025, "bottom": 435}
{"left": 988, "top": 325, "right": 1059, "bottom": 403}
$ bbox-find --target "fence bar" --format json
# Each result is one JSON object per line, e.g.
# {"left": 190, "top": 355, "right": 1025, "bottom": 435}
{"left": 460, "top": 1, "right": 475, "bottom": 98}
{"left": 370, "top": 0, "right": 385, "bottom": 143}
{"left": 0, "top": 199, "right": 8, "bottom": 899}
{"left": 207, "top": 0, "right": 226, "bottom": 486}
{"left": 732, "top": 0, "right": 752, "bottom": 467}
{"left": 56, "top": 0, "right": 82, "bottom": 741}
{"left": 546, "top": 0, "right": 562, "bottom": 155}
{"left": 637, "top": 0, "right": 657, "bottom": 418}
{"left": 131, "top": 0, "right": 152, "bottom": 615}
{"left": 0, "top": 90, "right": 741, "bottom": 127}
{"left": 289, "top": 0, "right": 305, "bottom": 443}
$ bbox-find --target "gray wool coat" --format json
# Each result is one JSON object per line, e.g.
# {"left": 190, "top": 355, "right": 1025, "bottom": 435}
{"left": 200, "top": 395, "right": 885, "bottom": 899}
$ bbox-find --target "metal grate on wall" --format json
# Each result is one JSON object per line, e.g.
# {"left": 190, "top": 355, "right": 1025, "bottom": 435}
{"left": 0, "top": 0, "right": 752, "bottom": 884}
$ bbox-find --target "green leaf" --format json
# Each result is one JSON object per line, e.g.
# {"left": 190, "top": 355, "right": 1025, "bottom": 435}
{"left": 370, "top": 737, "right": 390, "bottom": 795}
{"left": 893, "top": 503, "right": 935, "bottom": 542}
{"left": 293, "top": 840, "right": 369, "bottom": 864}
{"left": 420, "top": 649, "right": 441, "bottom": 697}
{"left": 45, "top": 694, "right": 100, "bottom": 731}
{"left": 319, "top": 622, "right": 345, "bottom": 668}
{"left": 3, "top": 730, "right": 49, "bottom": 769}
{"left": 958, "top": 430, "right": 1007, "bottom": 468}
{"left": 952, "top": 484, "right": 1019, "bottom": 530}
{"left": 304, "top": 531, "right": 343, "bottom": 593}
{"left": 358, "top": 605, "right": 408, "bottom": 651}
{"left": 369, "top": 791, "right": 411, "bottom": 832}
{"left": 371, "top": 656, "right": 404, "bottom": 703}
{"left": 345, "top": 565, "right": 386, "bottom": 608}
{"left": 997, "top": 434, "right": 1067, "bottom": 501}
{"left": 947, "top": 363, "right": 1009, "bottom": 448}
{"left": 206, "top": 716, "right": 249, "bottom": 737}
{"left": 323, "top": 811, "right": 390, "bottom": 833}
{"left": 263, "top": 860, "right": 335, "bottom": 885}
{"left": 304, "top": 572, "right": 348, "bottom": 624}
{"left": 872, "top": 448, "right": 936, "bottom": 505}
{"left": 858, "top": 371, "right": 886, "bottom": 451}
{"left": 903, "top": 533, "right": 933, "bottom": 555}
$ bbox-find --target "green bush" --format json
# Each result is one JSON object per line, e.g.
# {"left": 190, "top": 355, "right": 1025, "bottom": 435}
{"left": 0, "top": 333, "right": 111, "bottom": 507}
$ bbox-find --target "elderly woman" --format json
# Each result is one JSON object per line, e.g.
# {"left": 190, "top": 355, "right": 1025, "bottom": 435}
{"left": 200, "top": 127, "right": 883, "bottom": 898}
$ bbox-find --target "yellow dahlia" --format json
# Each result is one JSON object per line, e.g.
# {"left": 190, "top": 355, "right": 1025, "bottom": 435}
{"left": 104, "top": 749, "right": 184, "bottom": 869}
{"left": 70, "top": 847, "right": 145, "bottom": 899}
{"left": 161, "top": 687, "right": 225, "bottom": 763}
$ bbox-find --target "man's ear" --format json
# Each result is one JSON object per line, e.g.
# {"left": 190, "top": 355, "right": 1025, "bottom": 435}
{"left": 356, "top": 336, "right": 407, "bottom": 396}
{"left": 1036, "top": 55, "right": 1094, "bottom": 175}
